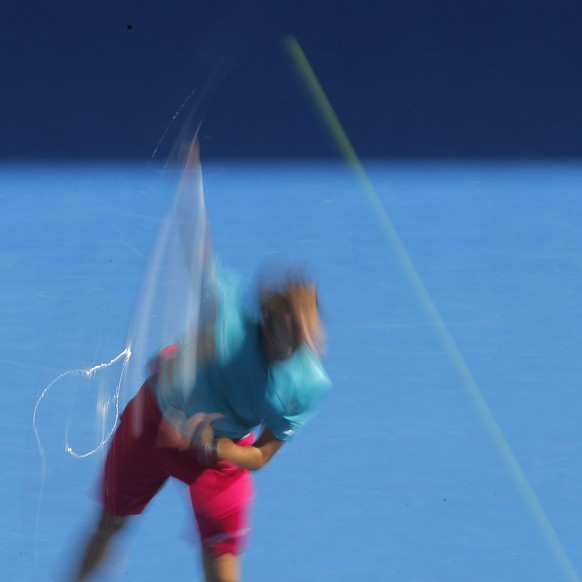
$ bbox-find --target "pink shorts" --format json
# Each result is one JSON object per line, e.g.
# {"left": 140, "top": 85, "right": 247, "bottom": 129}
{"left": 102, "top": 379, "right": 254, "bottom": 555}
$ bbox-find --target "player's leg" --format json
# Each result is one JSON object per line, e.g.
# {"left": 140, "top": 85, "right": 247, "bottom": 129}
{"left": 72, "top": 509, "right": 130, "bottom": 581}
{"left": 202, "top": 550, "right": 239, "bottom": 582}
{"left": 189, "top": 435, "right": 255, "bottom": 582}
{"left": 73, "top": 380, "right": 169, "bottom": 579}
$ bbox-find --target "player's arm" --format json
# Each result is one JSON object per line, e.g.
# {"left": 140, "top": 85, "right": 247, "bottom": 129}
{"left": 215, "top": 427, "right": 284, "bottom": 471}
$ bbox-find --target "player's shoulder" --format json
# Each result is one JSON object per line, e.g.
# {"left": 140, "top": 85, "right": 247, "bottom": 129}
{"left": 268, "top": 346, "right": 331, "bottom": 409}
{"left": 288, "top": 345, "right": 330, "bottom": 378}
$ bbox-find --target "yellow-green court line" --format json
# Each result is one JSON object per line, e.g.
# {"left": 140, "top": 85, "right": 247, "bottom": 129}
{"left": 283, "top": 35, "right": 579, "bottom": 582}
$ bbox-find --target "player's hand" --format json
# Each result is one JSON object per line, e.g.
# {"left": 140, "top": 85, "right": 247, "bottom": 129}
{"left": 187, "top": 413, "right": 222, "bottom": 466}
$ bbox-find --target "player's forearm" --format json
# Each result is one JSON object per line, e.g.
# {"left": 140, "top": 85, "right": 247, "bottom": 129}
{"left": 215, "top": 439, "right": 269, "bottom": 471}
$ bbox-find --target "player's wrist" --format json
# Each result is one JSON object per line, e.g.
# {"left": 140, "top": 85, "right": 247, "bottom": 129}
{"left": 214, "top": 438, "right": 227, "bottom": 461}
{"left": 199, "top": 439, "right": 218, "bottom": 466}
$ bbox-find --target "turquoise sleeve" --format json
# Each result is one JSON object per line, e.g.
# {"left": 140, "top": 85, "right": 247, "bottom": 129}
{"left": 264, "top": 346, "right": 332, "bottom": 441}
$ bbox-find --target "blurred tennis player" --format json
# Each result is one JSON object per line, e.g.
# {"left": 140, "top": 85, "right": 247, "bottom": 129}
{"left": 72, "top": 256, "right": 331, "bottom": 582}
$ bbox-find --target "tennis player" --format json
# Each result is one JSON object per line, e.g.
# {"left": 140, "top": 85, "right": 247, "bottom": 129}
{"left": 72, "top": 260, "right": 331, "bottom": 582}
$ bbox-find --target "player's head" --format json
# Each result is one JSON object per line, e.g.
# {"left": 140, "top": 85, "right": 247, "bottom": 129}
{"left": 258, "top": 265, "right": 324, "bottom": 362}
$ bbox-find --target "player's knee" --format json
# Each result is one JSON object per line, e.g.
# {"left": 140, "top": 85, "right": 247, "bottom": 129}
{"left": 202, "top": 528, "right": 248, "bottom": 559}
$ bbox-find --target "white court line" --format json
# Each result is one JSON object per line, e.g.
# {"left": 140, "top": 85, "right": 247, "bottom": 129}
{"left": 283, "top": 35, "right": 579, "bottom": 582}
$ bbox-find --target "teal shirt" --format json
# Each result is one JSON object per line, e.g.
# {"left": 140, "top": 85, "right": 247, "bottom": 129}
{"left": 178, "top": 267, "right": 331, "bottom": 441}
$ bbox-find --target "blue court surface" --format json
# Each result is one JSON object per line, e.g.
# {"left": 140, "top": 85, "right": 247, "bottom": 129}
{"left": 3, "top": 160, "right": 582, "bottom": 581}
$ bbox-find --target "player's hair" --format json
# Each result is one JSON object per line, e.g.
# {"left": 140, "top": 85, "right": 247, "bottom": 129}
{"left": 259, "top": 267, "right": 324, "bottom": 354}
{"left": 260, "top": 266, "right": 317, "bottom": 313}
